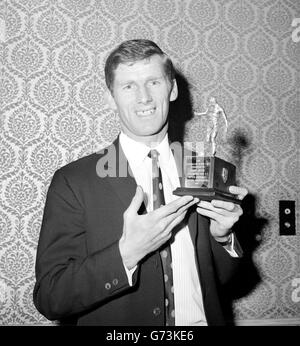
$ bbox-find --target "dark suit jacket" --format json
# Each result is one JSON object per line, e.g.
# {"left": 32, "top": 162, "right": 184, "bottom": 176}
{"left": 33, "top": 137, "right": 241, "bottom": 326}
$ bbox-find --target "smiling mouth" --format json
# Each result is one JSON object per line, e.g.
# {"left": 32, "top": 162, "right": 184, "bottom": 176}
{"left": 136, "top": 108, "right": 156, "bottom": 117}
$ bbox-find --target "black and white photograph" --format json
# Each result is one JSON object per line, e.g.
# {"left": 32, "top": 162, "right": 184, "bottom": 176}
{"left": 0, "top": 0, "right": 299, "bottom": 334}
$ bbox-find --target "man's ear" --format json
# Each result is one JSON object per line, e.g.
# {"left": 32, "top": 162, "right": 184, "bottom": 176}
{"left": 169, "top": 79, "right": 178, "bottom": 102}
{"left": 104, "top": 90, "right": 118, "bottom": 111}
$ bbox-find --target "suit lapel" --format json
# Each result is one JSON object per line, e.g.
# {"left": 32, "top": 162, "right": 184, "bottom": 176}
{"left": 102, "top": 136, "right": 146, "bottom": 214}
{"left": 111, "top": 137, "right": 136, "bottom": 207}
{"left": 107, "top": 176, "right": 136, "bottom": 211}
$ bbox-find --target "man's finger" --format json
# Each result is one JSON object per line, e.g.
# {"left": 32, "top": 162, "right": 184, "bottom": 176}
{"left": 198, "top": 200, "right": 234, "bottom": 213}
{"left": 165, "top": 210, "right": 188, "bottom": 234}
{"left": 228, "top": 186, "right": 248, "bottom": 200}
{"left": 210, "top": 199, "right": 235, "bottom": 211}
{"left": 198, "top": 200, "right": 242, "bottom": 216}
{"left": 151, "top": 198, "right": 197, "bottom": 238}
{"left": 156, "top": 210, "right": 188, "bottom": 241}
{"left": 162, "top": 198, "right": 198, "bottom": 228}
{"left": 196, "top": 207, "right": 220, "bottom": 222}
{"left": 156, "top": 195, "right": 197, "bottom": 218}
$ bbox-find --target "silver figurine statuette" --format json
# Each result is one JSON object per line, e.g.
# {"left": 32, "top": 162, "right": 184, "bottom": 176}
{"left": 173, "top": 97, "right": 241, "bottom": 204}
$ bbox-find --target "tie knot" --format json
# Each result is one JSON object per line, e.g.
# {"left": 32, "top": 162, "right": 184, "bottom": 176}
{"left": 148, "top": 149, "right": 159, "bottom": 160}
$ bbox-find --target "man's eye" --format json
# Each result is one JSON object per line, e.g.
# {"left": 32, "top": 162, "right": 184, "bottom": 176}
{"left": 150, "top": 80, "right": 160, "bottom": 86}
{"left": 123, "top": 85, "right": 132, "bottom": 90}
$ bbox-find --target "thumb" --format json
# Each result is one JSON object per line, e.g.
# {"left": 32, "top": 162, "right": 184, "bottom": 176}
{"left": 126, "top": 185, "right": 144, "bottom": 216}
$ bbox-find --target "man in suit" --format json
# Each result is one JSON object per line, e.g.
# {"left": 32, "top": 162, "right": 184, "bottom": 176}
{"left": 33, "top": 39, "right": 247, "bottom": 326}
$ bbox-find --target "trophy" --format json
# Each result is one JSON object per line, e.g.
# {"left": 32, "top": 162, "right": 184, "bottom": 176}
{"left": 173, "top": 97, "right": 241, "bottom": 204}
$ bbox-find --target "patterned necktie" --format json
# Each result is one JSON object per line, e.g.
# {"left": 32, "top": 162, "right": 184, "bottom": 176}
{"left": 149, "top": 149, "right": 175, "bottom": 326}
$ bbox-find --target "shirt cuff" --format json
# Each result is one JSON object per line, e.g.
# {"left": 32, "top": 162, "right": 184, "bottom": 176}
{"left": 221, "top": 233, "right": 243, "bottom": 258}
{"left": 122, "top": 262, "right": 137, "bottom": 286}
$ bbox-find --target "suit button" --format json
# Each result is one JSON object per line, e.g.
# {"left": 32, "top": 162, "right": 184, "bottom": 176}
{"left": 153, "top": 307, "right": 161, "bottom": 316}
{"left": 112, "top": 278, "right": 118, "bottom": 286}
{"left": 105, "top": 283, "right": 111, "bottom": 290}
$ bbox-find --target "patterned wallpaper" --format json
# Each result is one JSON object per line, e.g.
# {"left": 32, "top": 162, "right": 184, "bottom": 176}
{"left": 0, "top": 0, "right": 299, "bottom": 325}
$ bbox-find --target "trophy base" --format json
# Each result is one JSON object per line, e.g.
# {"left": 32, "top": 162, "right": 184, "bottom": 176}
{"left": 173, "top": 187, "right": 241, "bottom": 205}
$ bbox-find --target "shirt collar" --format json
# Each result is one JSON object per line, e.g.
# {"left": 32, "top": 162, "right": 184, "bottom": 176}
{"left": 119, "top": 132, "right": 171, "bottom": 168}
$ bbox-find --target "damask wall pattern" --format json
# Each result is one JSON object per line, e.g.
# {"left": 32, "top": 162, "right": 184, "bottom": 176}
{"left": 0, "top": 0, "right": 299, "bottom": 325}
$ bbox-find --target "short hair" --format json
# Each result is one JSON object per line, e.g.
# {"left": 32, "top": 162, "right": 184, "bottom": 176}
{"left": 104, "top": 39, "right": 175, "bottom": 92}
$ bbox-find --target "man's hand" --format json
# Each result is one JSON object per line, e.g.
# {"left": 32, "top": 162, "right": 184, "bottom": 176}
{"left": 119, "top": 186, "right": 199, "bottom": 269}
{"left": 196, "top": 186, "right": 248, "bottom": 242}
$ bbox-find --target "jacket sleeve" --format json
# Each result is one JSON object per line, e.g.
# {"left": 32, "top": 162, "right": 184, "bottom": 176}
{"left": 209, "top": 233, "right": 242, "bottom": 286}
{"left": 33, "top": 169, "right": 135, "bottom": 321}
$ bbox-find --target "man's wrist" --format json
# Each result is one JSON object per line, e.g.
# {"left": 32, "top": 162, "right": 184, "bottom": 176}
{"left": 119, "top": 238, "right": 138, "bottom": 270}
{"left": 216, "top": 233, "right": 233, "bottom": 246}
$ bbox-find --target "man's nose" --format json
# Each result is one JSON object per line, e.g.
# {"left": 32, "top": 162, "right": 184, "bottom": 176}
{"left": 137, "top": 86, "right": 152, "bottom": 103}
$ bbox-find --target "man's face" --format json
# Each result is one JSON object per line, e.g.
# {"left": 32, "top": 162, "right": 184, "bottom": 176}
{"left": 107, "top": 54, "right": 178, "bottom": 141}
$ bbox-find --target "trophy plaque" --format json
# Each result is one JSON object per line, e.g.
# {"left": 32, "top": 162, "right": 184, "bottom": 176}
{"left": 173, "top": 97, "right": 241, "bottom": 204}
